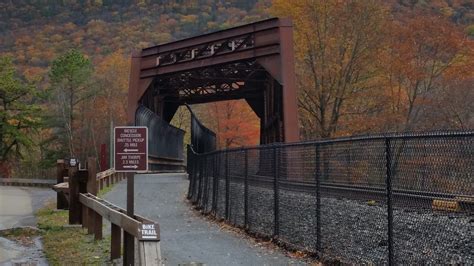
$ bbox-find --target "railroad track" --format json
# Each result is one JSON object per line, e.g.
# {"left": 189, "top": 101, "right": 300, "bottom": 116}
{"left": 200, "top": 174, "right": 474, "bottom": 212}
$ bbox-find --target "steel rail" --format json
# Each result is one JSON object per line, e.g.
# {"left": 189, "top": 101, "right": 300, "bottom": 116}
{"left": 217, "top": 174, "right": 474, "bottom": 211}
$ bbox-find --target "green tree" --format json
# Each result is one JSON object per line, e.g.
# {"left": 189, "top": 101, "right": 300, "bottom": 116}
{"left": 49, "top": 49, "right": 93, "bottom": 158}
{"left": 0, "top": 56, "right": 41, "bottom": 177}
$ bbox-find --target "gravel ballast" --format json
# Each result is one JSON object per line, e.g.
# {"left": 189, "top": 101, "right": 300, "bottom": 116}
{"left": 192, "top": 177, "right": 473, "bottom": 264}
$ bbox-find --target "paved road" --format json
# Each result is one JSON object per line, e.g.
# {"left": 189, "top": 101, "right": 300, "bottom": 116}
{"left": 104, "top": 173, "right": 306, "bottom": 266}
{"left": 0, "top": 186, "right": 54, "bottom": 265}
{"left": 0, "top": 186, "right": 54, "bottom": 230}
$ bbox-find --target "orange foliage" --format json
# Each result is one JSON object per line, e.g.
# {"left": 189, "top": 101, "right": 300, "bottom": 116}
{"left": 380, "top": 13, "right": 472, "bottom": 131}
{"left": 205, "top": 100, "right": 259, "bottom": 148}
{"left": 273, "top": 0, "right": 473, "bottom": 138}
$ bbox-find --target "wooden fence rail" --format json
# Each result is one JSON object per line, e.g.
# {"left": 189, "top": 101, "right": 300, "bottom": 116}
{"left": 54, "top": 160, "right": 126, "bottom": 209}
{"left": 53, "top": 158, "right": 161, "bottom": 265}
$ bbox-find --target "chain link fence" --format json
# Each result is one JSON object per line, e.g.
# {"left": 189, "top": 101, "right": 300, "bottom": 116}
{"left": 187, "top": 131, "right": 473, "bottom": 264}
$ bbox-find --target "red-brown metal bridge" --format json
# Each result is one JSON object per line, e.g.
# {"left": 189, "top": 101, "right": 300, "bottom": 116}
{"left": 127, "top": 17, "right": 299, "bottom": 170}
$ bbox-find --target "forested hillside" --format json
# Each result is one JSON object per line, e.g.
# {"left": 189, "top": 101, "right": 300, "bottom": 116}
{"left": 1, "top": 0, "right": 472, "bottom": 75}
{"left": 0, "top": 0, "right": 267, "bottom": 73}
{"left": 0, "top": 0, "right": 473, "bottom": 178}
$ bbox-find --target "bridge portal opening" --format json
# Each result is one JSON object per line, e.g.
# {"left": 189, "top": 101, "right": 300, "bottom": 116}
{"left": 171, "top": 99, "right": 260, "bottom": 149}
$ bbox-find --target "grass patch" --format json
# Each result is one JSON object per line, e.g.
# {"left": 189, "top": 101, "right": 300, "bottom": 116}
{"left": 98, "top": 183, "right": 114, "bottom": 198}
{"left": 36, "top": 201, "right": 112, "bottom": 265}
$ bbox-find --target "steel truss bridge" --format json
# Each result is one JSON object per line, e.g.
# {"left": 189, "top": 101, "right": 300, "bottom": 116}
{"left": 127, "top": 18, "right": 299, "bottom": 170}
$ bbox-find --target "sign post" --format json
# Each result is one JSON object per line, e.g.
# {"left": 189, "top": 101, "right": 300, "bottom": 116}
{"left": 114, "top": 126, "right": 148, "bottom": 265}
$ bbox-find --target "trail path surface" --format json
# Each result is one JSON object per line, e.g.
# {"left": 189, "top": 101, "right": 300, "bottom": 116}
{"left": 103, "top": 173, "right": 306, "bottom": 266}
{"left": 0, "top": 186, "right": 54, "bottom": 265}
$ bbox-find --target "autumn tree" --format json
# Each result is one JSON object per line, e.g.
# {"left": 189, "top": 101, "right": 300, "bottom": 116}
{"left": 428, "top": 77, "right": 474, "bottom": 130}
{"left": 381, "top": 14, "right": 471, "bottom": 131}
{"left": 49, "top": 49, "right": 93, "bottom": 158}
{"left": 204, "top": 100, "right": 259, "bottom": 148}
{"left": 272, "top": 0, "right": 388, "bottom": 139}
{"left": 89, "top": 51, "right": 130, "bottom": 163}
{"left": 170, "top": 105, "right": 192, "bottom": 147}
{"left": 0, "top": 57, "right": 41, "bottom": 177}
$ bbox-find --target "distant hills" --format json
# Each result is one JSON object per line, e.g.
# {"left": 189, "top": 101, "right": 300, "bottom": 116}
{"left": 1, "top": 0, "right": 472, "bottom": 75}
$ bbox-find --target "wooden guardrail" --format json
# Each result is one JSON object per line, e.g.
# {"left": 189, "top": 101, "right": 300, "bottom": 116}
{"left": 54, "top": 160, "right": 126, "bottom": 209}
{"left": 79, "top": 193, "right": 161, "bottom": 264}
{"left": 53, "top": 158, "right": 161, "bottom": 265}
{"left": 96, "top": 168, "right": 126, "bottom": 191}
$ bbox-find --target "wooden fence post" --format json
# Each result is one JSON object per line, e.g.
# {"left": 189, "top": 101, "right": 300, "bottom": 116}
{"left": 68, "top": 165, "right": 80, "bottom": 224}
{"left": 82, "top": 204, "right": 88, "bottom": 229}
{"left": 94, "top": 210, "right": 103, "bottom": 240}
{"left": 87, "top": 207, "right": 95, "bottom": 234}
{"left": 56, "top": 160, "right": 68, "bottom": 209}
{"left": 138, "top": 241, "right": 162, "bottom": 265}
{"left": 124, "top": 172, "right": 135, "bottom": 265}
{"left": 87, "top": 157, "right": 98, "bottom": 196}
{"left": 85, "top": 157, "right": 102, "bottom": 240}
{"left": 111, "top": 223, "right": 121, "bottom": 260}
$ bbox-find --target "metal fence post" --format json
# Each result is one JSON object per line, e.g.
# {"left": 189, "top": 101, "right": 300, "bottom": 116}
{"left": 225, "top": 150, "right": 230, "bottom": 221}
{"left": 244, "top": 149, "right": 249, "bottom": 228}
{"left": 225, "top": 151, "right": 230, "bottom": 220}
{"left": 197, "top": 156, "right": 204, "bottom": 205}
{"left": 193, "top": 153, "right": 198, "bottom": 200}
{"left": 210, "top": 153, "right": 215, "bottom": 213}
{"left": 273, "top": 145, "right": 280, "bottom": 237}
{"left": 200, "top": 155, "right": 205, "bottom": 208}
{"left": 212, "top": 153, "right": 218, "bottom": 213}
{"left": 385, "top": 138, "right": 394, "bottom": 265}
{"left": 187, "top": 147, "right": 192, "bottom": 199}
{"left": 203, "top": 155, "right": 209, "bottom": 211}
{"left": 215, "top": 153, "right": 221, "bottom": 215}
{"left": 194, "top": 155, "right": 199, "bottom": 203}
{"left": 191, "top": 152, "right": 196, "bottom": 199}
{"left": 315, "top": 143, "right": 321, "bottom": 253}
